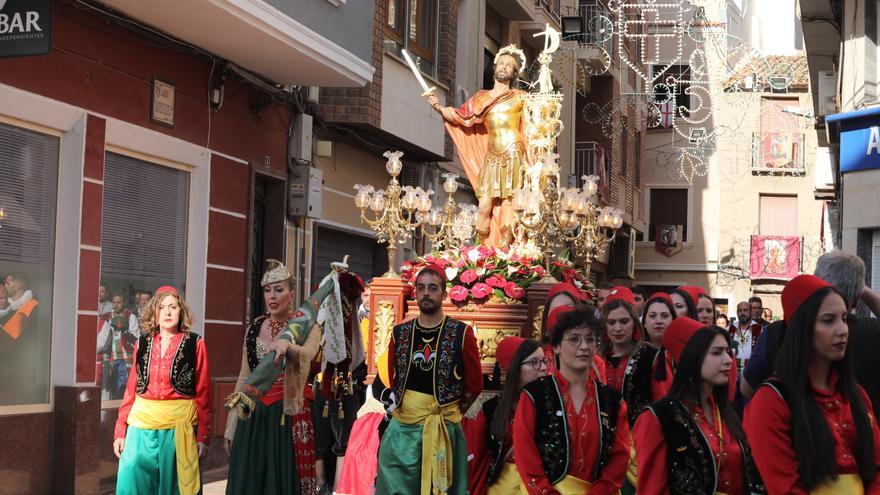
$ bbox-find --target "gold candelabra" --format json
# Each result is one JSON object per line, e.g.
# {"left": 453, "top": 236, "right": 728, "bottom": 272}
{"left": 513, "top": 43, "right": 623, "bottom": 271}
{"left": 420, "top": 173, "right": 477, "bottom": 252}
{"left": 353, "top": 151, "right": 433, "bottom": 277}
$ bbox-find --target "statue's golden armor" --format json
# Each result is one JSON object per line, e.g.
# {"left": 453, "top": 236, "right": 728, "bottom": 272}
{"left": 477, "top": 94, "right": 526, "bottom": 200}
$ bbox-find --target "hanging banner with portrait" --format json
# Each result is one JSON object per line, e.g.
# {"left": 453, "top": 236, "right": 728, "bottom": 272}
{"left": 749, "top": 235, "right": 801, "bottom": 280}
{"left": 655, "top": 224, "right": 683, "bottom": 257}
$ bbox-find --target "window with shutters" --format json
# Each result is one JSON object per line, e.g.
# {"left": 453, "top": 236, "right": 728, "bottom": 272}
{"left": 312, "top": 226, "right": 388, "bottom": 286}
{"left": 384, "top": 0, "right": 438, "bottom": 77}
{"left": 645, "top": 187, "right": 689, "bottom": 242}
{"left": 0, "top": 121, "right": 59, "bottom": 407}
{"left": 758, "top": 195, "right": 797, "bottom": 236}
{"left": 98, "top": 152, "right": 189, "bottom": 400}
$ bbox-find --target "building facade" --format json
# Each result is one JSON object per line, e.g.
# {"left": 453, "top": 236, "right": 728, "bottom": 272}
{"left": 0, "top": 0, "right": 373, "bottom": 492}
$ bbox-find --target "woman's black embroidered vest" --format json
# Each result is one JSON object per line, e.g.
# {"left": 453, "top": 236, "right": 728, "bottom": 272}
{"left": 245, "top": 316, "right": 268, "bottom": 371}
{"left": 482, "top": 396, "right": 505, "bottom": 485}
{"left": 392, "top": 317, "right": 468, "bottom": 405}
{"left": 522, "top": 375, "right": 622, "bottom": 485}
{"left": 621, "top": 345, "right": 659, "bottom": 425}
{"left": 648, "top": 398, "right": 766, "bottom": 495}
{"left": 134, "top": 332, "right": 200, "bottom": 397}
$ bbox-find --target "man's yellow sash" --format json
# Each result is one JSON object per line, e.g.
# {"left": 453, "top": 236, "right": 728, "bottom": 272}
{"left": 128, "top": 397, "right": 199, "bottom": 495}
{"left": 393, "top": 390, "right": 462, "bottom": 495}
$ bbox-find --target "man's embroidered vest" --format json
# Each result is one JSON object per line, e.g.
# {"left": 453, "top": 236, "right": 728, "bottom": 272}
{"left": 391, "top": 317, "right": 468, "bottom": 405}
{"left": 521, "top": 375, "right": 622, "bottom": 485}
{"left": 134, "top": 332, "right": 200, "bottom": 397}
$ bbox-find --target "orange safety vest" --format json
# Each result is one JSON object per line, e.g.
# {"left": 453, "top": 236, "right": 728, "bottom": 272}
{"left": 2, "top": 298, "right": 38, "bottom": 340}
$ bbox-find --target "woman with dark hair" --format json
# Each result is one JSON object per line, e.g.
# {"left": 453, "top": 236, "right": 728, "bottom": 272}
{"left": 464, "top": 337, "right": 548, "bottom": 495}
{"left": 695, "top": 293, "right": 716, "bottom": 327}
{"left": 669, "top": 286, "right": 700, "bottom": 320}
{"left": 514, "top": 305, "right": 630, "bottom": 494}
{"left": 602, "top": 289, "right": 675, "bottom": 493}
{"left": 642, "top": 293, "right": 676, "bottom": 347}
{"left": 634, "top": 317, "right": 766, "bottom": 495}
{"left": 744, "top": 274, "right": 880, "bottom": 493}
{"left": 540, "top": 282, "right": 605, "bottom": 381}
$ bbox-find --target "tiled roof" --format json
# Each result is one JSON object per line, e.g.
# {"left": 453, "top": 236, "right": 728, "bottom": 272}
{"left": 723, "top": 53, "right": 809, "bottom": 91}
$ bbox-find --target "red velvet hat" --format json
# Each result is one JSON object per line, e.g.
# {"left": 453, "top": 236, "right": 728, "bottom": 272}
{"left": 678, "top": 285, "right": 708, "bottom": 305}
{"left": 662, "top": 317, "right": 706, "bottom": 363}
{"left": 546, "top": 282, "right": 585, "bottom": 304}
{"left": 782, "top": 274, "right": 833, "bottom": 323}
{"left": 495, "top": 336, "right": 527, "bottom": 373}
{"left": 648, "top": 292, "right": 673, "bottom": 304}
{"left": 155, "top": 285, "right": 178, "bottom": 296}
{"left": 546, "top": 304, "right": 576, "bottom": 336}
{"left": 604, "top": 286, "right": 636, "bottom": 307}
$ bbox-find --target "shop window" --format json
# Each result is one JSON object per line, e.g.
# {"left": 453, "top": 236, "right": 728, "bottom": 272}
{"left": 98, "top": 152, "right": 188, "bottom": 401}
{"left": 0, "top": 121, "right": 59, "bottom": 406}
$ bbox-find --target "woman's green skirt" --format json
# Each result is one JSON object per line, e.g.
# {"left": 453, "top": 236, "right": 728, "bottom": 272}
{"left": 226, "top": 399, "right": 299, "bottom": 495}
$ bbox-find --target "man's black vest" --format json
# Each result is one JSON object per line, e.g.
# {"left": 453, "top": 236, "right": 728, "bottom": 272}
{"left": 392, "top": 317, "right": 469, "bottom": 405}
{"left": 134, "top": 332, "right": 200, "bottom": 397}
{"left": 648, "top": 398, "right": 766, "bottom": 495}
{"left": 521, "top": 375, "right": 622, "bottom": 484}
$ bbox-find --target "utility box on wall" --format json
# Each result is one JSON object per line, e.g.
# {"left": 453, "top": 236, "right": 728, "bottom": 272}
{"left": 288, "top": 165, "right": 322, "bottom": 219}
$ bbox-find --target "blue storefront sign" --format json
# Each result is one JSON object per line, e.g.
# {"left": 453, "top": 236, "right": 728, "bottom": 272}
{"left": 0, "top": 0, "right": 52, "bottom": 58}
{"left": 827, "top": 106, "right": 880, "bottom": 173}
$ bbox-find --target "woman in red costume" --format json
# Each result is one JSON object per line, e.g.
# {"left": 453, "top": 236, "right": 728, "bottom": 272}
{"left": 465, "top": 337, "right": 548, "bottom": 495}
{"left": 114, "top": 286, "right": 211, "bottom": 495}
{"left": 541, "top": 283, "right": 604, "bottom": 381}
{"left": 634, "top": 317, "right": 765, "bottom": 495}
{"left": 514, "top": 305, "right": 630, "bottom": 495}
{"left": 744, "top": 274, "right": 880, "bottom": 494}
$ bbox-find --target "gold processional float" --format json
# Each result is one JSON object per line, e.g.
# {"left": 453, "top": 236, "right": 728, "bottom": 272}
{"left": 352, "top": 26, "right": 624, "bottom": 377}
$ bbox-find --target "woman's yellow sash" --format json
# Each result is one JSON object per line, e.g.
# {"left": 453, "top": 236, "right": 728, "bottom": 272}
{"left": 553, "top": 475, "right": 592, "bottom": 494}
{"left": 128, "top": 397, "right": 199, "bottom": 495}
{"left": 811, "top": 474, "right": 863, "bottom": 495}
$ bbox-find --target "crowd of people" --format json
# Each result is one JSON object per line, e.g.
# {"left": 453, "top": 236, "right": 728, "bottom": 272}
{"left": 109, "top": 249, "right": 880, "bottom": 495}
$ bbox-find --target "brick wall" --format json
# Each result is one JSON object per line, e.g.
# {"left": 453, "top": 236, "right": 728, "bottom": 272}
{"left": 318, "top": 0, "right": 384, "bottom": 126}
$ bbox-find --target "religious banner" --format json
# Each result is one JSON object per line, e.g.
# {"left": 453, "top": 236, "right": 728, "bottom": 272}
{"left": 655, "top": 224, "right": 683, "bottom": 257}
{"left": 749, "top": 235, "right": 801, "bottom": 280}
{"left": 761, "top": 132, "right": 795, "bottom": 168}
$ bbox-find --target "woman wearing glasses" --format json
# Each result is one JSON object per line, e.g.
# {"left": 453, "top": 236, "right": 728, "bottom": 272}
{"left": 464, "top": 337, "right": 549, "bottom": 495}
{"left": 634, "top": 317, "right": 765, "bottom": 495}
{"left": 513, "top": 305, "right": 630, "bottom": 495}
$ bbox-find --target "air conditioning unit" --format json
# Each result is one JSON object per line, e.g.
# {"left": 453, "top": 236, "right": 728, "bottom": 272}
{"left": 608, "top": 225, "right": 635, "bottom": 279}
{"left": 818, "top": 71, "right": 838, "bottom": 116}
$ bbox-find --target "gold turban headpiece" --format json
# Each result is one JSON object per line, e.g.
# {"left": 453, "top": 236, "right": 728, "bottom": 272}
{"left": 494, "top": 44, "right": 527, "bottom": 74}
{"left": 261, "top": 259, "right": 292, "bottom": 287}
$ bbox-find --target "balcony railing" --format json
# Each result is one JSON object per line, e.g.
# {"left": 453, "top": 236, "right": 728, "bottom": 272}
{"left": 571, "top": 141, "right": 604, "bottom": 187}
{"left": 536, "top": 0, "right": 561, "bottom": 22}
{"left": 751, "top": 132, "right": 806, "bottom": 173}
{"left": 573, "top": 0, "right": 613, "bottom": 54}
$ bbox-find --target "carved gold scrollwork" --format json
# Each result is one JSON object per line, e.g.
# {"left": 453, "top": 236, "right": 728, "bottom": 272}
{"left": 373, "top": 301, "right": 395, "bottom": 365}
{"left": 532, "top": 304, "right": 545, "bottom": 340}
{"left": 476, "top": 327, "right": 521, "bottom": 363}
